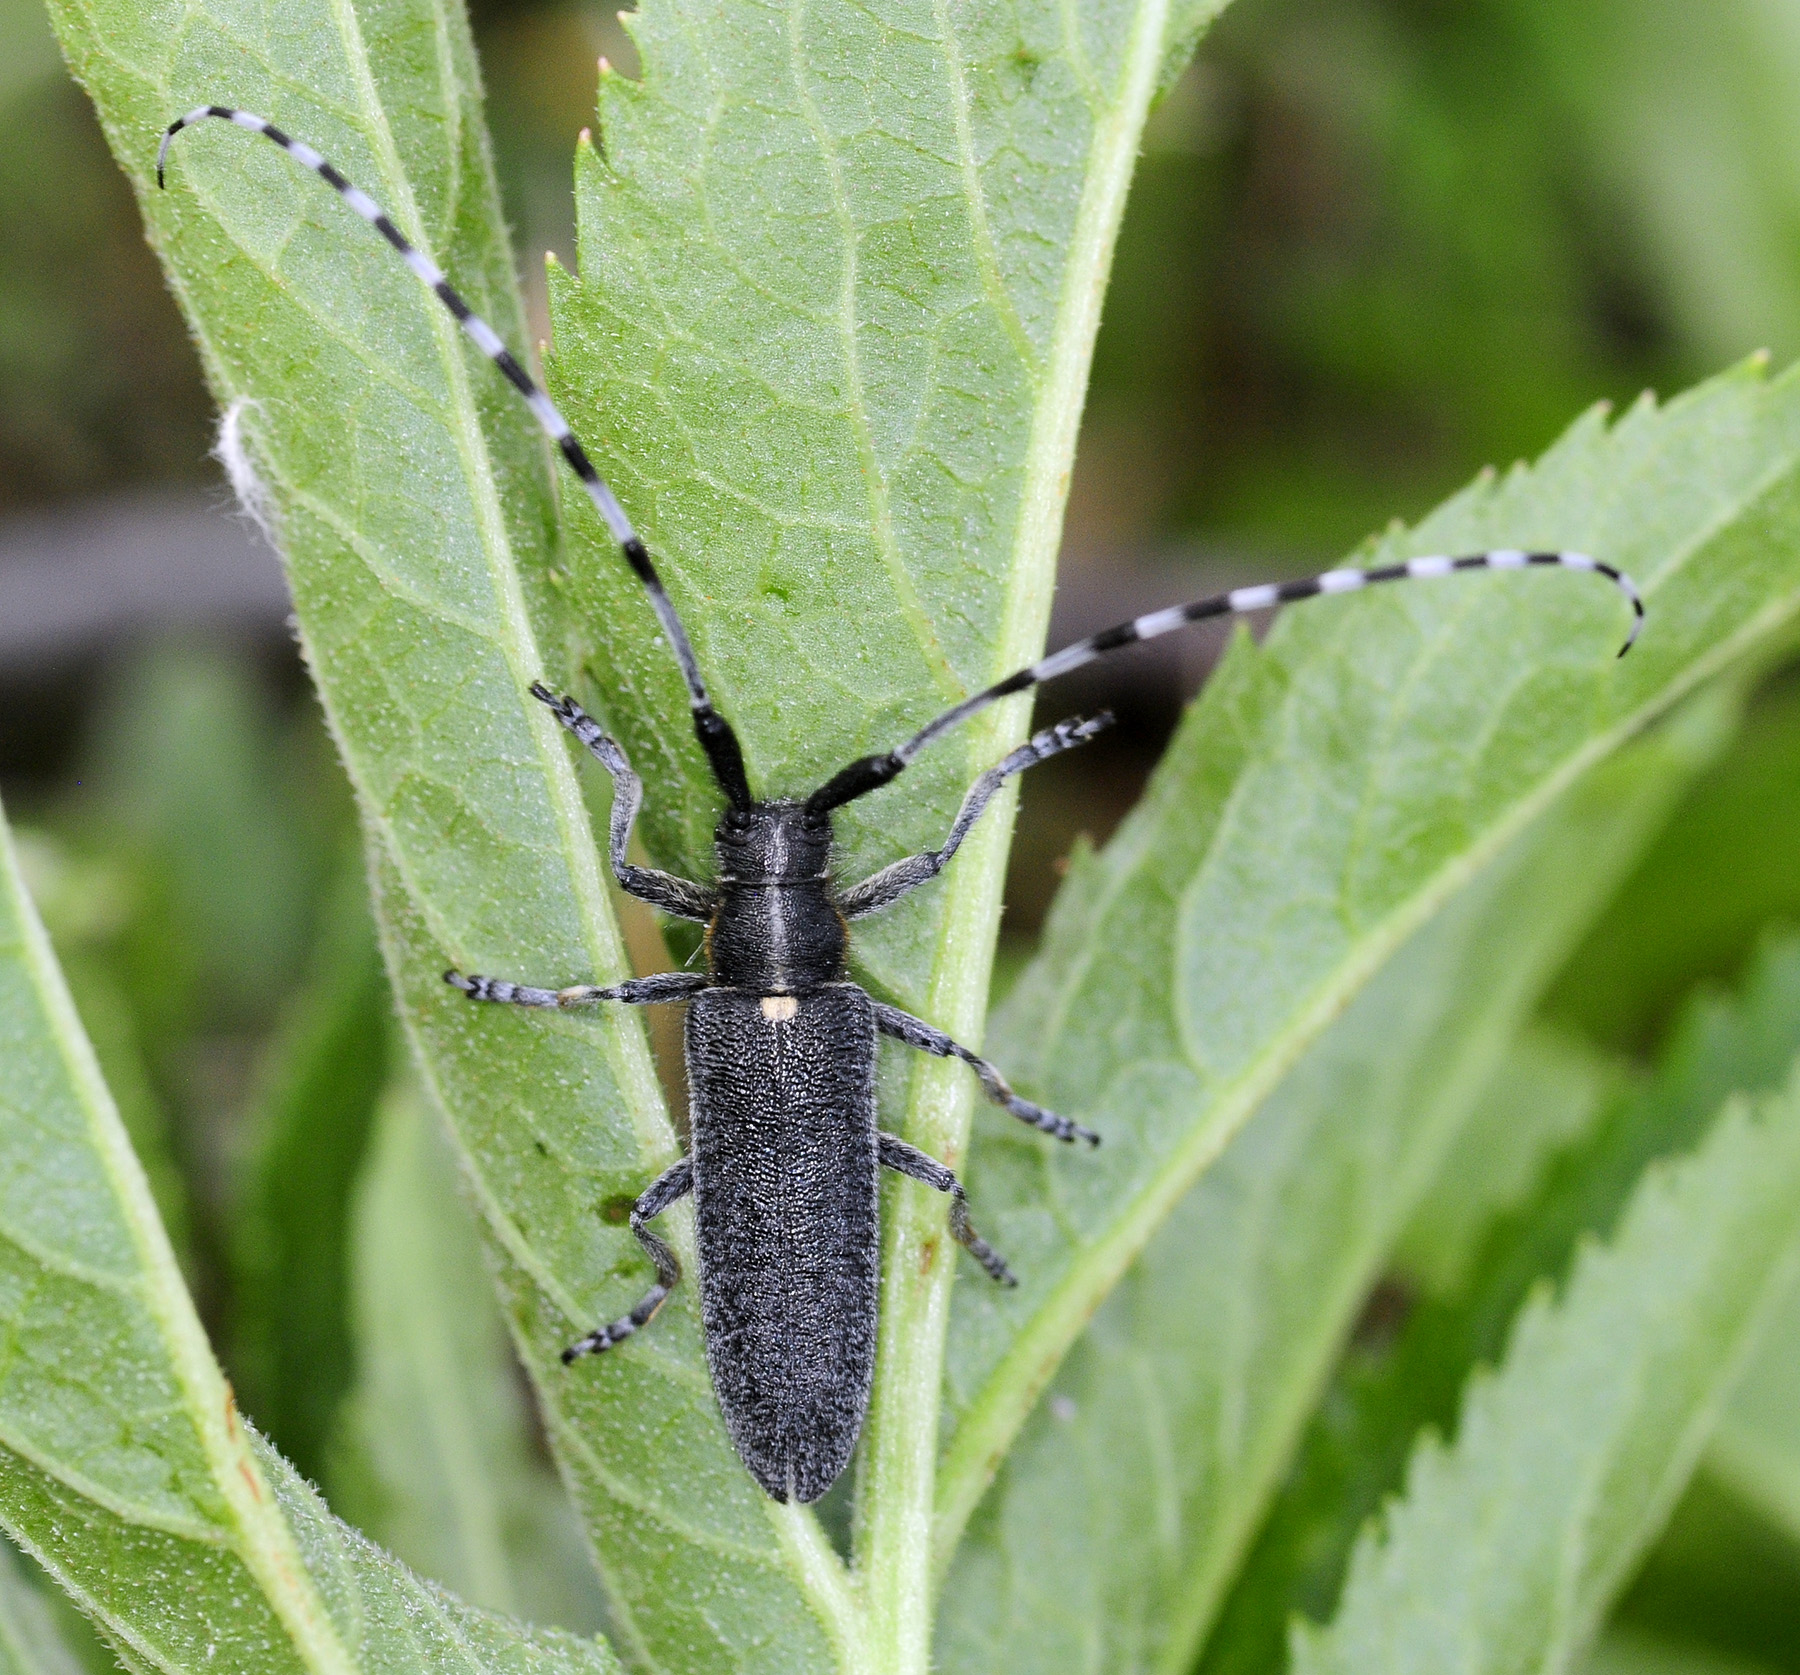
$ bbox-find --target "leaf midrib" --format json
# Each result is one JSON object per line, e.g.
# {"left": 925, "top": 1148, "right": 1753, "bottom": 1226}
{"left": 147, "top": 0, "right": 689, "bottom": 1652}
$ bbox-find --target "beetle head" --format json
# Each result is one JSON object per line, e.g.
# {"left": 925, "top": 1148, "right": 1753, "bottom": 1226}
{"left": 714, "top": 799, "right": 833, "bottom": 884}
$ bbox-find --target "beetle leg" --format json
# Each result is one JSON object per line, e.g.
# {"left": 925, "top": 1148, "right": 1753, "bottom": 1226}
{"left": 837, "top": 713, "right": 1113, "bottom": 919}
{"left": 878, "top": 1133, "right": 1016, "bottom": 1287}
{"left": 871, "top": 1002, "right": 1100, "bottom": 1147}
{"left": 530, "top": 684, "right": 718, "bottom": 921}
{"left": 444, "top": 970, "right": 708, "bottom": 1008}
{"left": 563, "top": 1157, "right": 693, "bottom": 1362}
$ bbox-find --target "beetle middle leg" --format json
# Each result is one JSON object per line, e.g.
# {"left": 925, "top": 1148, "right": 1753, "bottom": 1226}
{"left": 878, "top": 1134, "right": 1016, "bottom": 1287}
{"left": 563, "top": 1157, "right": 693, "bottom": 1362}
{"left": 872, "top": 1002, "right": 1100, "bottom": 1147}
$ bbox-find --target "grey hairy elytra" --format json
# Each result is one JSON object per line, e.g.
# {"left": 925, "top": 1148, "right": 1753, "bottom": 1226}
{"left": 159, "top": 106, "right": 1644, "bottom": 1503}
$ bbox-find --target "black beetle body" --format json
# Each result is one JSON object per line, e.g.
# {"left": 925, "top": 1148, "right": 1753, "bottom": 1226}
{"left": 688, "top": 982, "right": 877, "bottom": 1502}
{"left": 689, "top": 808, "right": 878, "bottom": 1500}
{"left": 156, "top": 106, "right": 1646, "bottom": 1504}
{"left": 453, "top": 757, "right": 1068, "bottom": 1505}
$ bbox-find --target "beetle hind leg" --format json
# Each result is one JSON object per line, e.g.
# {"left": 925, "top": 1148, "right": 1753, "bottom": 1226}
{"left": 878, "top": 1133, "right": 1016, "bottom": 1287}
{"left": 563, "top": 1157, "right": 692, "bottom": 1362}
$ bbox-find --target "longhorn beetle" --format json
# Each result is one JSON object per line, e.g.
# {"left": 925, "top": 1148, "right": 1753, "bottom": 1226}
{"left": 159, "top": 106, "right": 1645, "bottom": 1505}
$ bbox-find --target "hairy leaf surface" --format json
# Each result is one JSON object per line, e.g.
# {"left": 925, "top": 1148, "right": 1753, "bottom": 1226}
{"left": 38, "top": 0, "right": 844, "bottom": 1650}
{"left": 1290, "top": 1068, "right": 1800, "bottom": 1675}
{"left": 935, "top": 362, "right": 1800, "bottom": 1563}
{"left": 1201, "top": 934, "right": 1800, "bottom": 1675}
{"left": 45, "top": 0, "right": 1800, "bottom": 1656}
{"left": 331, "top": 1083, "right": 607, "bottom": 1635}
{"left": 47, "top": 0, "right": 1232, "bottom": 1654}
{"left": 0, "top": 802, "right": 622, "bottom": 1675}
{"left": 546, "top": 0, "right": 1233, "bottom": 1659}
{"left": 933, "top": 700, "right": 1717, "bottom": 1675}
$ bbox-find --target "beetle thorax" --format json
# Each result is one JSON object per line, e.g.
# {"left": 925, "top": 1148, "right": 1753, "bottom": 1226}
{"left": 708, "top": 801, "right": 846, "bottom": 991}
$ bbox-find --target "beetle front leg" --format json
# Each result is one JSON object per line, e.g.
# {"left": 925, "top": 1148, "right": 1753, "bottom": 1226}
{"left": 445, "top": 970, "right": 708, "bottom": 1009}
{"left": 878, "top": 1133, "right": 1016, "bottom": 1287}
{"left": 872, "top": 1002, "right": 1100, "bottom": 1146}
{"left": 563, "top": 1157, "right": 694, "bottom": 1362}
{"left": 530, "top": 683, "right": 717, "bottom": 921}
{"left": 837, "top": 714, "right": 1113, "bottom": 919}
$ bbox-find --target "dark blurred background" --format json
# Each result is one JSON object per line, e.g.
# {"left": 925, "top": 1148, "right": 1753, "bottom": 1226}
{"left": 11, "top": 0, "right": 1800, "bottom": 1665}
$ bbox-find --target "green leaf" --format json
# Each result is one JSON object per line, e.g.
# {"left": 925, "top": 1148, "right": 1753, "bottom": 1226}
{"left": 1199, "top": 932, "right": 1800, "bottom": 1675}
{"left": 547, "top": 2, "right": 1239, "bottom": 1653}
{"left": 1289, "top": 1066, "right": 1800, "bottom": 1675}
{"left": 0, "top": 797, "right": 622, "bottom": 1673}
{"left": 53, "top": 0, "right": 1243, "bottom": 1658}
{"left": 0, "top": 1539, "right": 85, "bottom": 1675}
{"left": 932, "top": 694, "right": 1719, "bottom": 1675}
{"left": 1708, "top": 1251, "right": 1800, "bottom": 1545}
{"left": 1583, "top": 1627, "right": 1785, "bottom": 1675}
{"left": 932, "top": 361, "right": 1800, "bottom": 1573}
{"left": 1548, "top": 673, "right": 1800, "bottom": 1051}
{"left": 1393, "top": 1025, "right": 1630, "bottom": 1303}
{"left": 230, "top": 853, "right": 390, "bottom": 1485}
{"left": 41, "top": 0, "right": 773, "bottom": 1653}
{"left": 330, "top": 1081, "right": 607, "bottom": 1636}
{"left": 53, "top": 0, "right": 1800, "bottom": 1655}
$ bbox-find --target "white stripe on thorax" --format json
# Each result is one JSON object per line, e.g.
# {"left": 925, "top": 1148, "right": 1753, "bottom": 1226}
{"left": 766, "top": 824, "right": 789, "bottom": 986}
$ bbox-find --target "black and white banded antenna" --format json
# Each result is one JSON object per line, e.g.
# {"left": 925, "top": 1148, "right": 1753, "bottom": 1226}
{"left": 808, "top": 550, "right": 1644, "bottom": 813}
{"left": 157, "top": 105, "right": 754, "bottom": 811}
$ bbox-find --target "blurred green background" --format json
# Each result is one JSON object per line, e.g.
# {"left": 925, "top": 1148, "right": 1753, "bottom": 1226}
{"left": 8, "top": 0, "right": 1800, "bottom": 1668}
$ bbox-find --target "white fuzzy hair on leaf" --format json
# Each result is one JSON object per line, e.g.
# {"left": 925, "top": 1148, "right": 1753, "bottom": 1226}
{"left": 213, "top": 397, "right": 278, "bottom": 544}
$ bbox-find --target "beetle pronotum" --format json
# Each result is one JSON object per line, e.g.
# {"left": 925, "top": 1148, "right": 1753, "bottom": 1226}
{"left": 159, "top": 105, "right": 1643, "bottom": 1503}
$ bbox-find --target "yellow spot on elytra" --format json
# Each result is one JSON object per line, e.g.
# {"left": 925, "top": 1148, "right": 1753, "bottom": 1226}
{"left": 761, "top": 995, "right": 798, "bottom": 1022}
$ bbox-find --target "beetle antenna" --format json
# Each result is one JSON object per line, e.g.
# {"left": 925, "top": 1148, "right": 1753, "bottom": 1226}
{"left": 158, "top": 105, "right": 753, "bottom": 811}
{"left": 806, "top": 549, "right": 1644, "bottom": 813}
